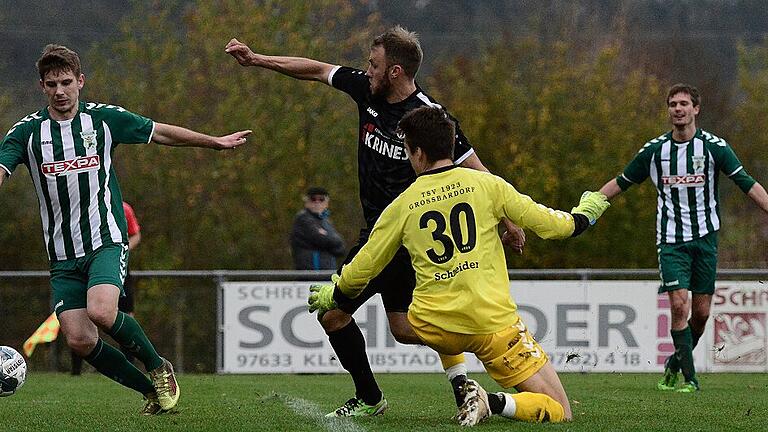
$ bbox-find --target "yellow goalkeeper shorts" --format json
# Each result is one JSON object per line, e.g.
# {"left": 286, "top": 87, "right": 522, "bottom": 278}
{"left": 408, "top": 312, "right": 547, "bottom": 388}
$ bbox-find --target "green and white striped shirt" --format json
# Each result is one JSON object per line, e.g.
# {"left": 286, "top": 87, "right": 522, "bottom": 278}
{"left": 0, "top": 102, "right": 154, "bottom": 261}
{"left": 616, "top": 129, "right": 756, "bottom": 245}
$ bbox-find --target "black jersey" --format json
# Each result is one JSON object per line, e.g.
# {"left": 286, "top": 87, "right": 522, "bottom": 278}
{"left": 328, "top": 66, "right": 475, "bottom": 229}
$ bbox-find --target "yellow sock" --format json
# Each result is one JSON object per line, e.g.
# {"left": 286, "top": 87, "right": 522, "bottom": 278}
{"left": 506, "top": 392, "right": 565, "bottom": 423}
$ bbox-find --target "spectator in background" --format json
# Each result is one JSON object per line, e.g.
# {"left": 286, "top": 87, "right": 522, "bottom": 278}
{"left": 72, "top": 201, "right": 141, "bottom": 373}
{"left": 290, "top": 187, "right": 346, "bottom": 270}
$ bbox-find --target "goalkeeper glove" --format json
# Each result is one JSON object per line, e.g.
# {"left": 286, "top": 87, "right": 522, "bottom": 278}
{"left": 571, "top": 191, "right": 610, "bottom": 225}
{"left": 308, "top": 274, "right": 340, "bottom": 318}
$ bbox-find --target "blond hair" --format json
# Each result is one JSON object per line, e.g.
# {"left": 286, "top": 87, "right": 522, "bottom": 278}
{"left": 372, "top": 26, "right": 423, "bottom": 78}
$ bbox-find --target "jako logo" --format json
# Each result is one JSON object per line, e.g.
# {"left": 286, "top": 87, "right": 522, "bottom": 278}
{"left": 366, "top": 107, "right": 379, "bottom": 117}
{"left": 41, "top": 155, "right": 100, "bottom": 176}
{"left": 661, "top": 174, "right": 706, "bottom": 186}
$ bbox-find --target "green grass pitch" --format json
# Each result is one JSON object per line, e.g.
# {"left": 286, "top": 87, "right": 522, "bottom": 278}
{"left": 1, "top": 372, "right": 766, "bottom": 431}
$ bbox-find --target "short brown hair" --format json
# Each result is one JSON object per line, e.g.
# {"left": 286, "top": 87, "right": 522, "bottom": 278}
{"left": 36, "top": 44, "right": 81, "bottom": 80}
{"left": 667, "top": 83, "right": 700, "bottom": 107}
{"left": 372, "top": 26, "right": 423, "bottom": 78}
{"left": 399, "top": 106, "right": 455, "bottom": 163}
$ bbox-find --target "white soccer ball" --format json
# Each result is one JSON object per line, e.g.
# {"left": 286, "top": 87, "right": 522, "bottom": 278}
{"left": 0, "top": 346, "right": 27, "bottom": 397}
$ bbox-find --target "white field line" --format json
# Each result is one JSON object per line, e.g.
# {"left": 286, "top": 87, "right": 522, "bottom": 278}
{"left": 279, "top": 393, "right": 367, "bottom": 432}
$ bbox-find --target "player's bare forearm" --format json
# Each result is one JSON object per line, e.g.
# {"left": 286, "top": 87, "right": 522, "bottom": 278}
{"left": 225, "top": 38, "right": 333, "bottom": 82}
{"left": 0, "top": 171, "right": 7, "bottom": 188}
{"left": 257, "top": 55, "right": 333, "bottom": 82}
{"left": 599, "top": 179, "right": 622, "bottom": 200}
{"left": 128, "top": 232, "right": 141, "bottom": 251}
{"left": 747, "top": 182, "right": 768, "bottom": 215}
{"left": 152, "top": 123, "right": 251, "bottom": 150}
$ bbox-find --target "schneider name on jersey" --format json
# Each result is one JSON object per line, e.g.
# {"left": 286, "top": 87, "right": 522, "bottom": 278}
{"left": 616, "top": 129, "right": 756, "bottom": 245}
{"left": 0, "top": 102, "right": 154, "bottom": 261}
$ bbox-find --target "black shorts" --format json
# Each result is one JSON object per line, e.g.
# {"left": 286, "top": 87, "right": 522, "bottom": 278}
{"left": 335, "top": 230, "right": 415, "bottom": 314}
{"left": 118, "top": 271, "right": 135, "bottom": 313}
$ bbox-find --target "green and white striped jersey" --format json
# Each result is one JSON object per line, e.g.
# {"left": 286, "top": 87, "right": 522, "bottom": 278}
{"left": 0, "top": 102, "right": 154, "bottom": 261}
{"left": 616, "top": 128, "right": 756, "bottom": 245}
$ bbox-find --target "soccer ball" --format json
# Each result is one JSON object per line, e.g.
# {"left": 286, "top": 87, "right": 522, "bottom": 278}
{"left": 0, "top": 346, "right": 27, "bottom": 397}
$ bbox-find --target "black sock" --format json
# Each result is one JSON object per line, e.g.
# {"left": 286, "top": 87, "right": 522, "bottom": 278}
{"left": 71, "top": 350, "right": 82, "bottom": 376}
{"left": 328, "top": 319, "right": 382, "bottom": 406}
{"left": 451, "top": 374, "right": 467, "bottom": 407}
{"left": 690, "top": 321, "right": 704, "bottom": 349}
{"left": 488, "top": 392, "right": 506, "bottom": 415}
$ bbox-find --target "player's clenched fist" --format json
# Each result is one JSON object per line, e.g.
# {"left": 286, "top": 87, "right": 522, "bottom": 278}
{"left": 225, "top": 38, "right": 256, "bottom": 66}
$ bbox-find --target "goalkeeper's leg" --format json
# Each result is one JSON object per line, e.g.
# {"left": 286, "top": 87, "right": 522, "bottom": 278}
{"left": 480, "top": 320, "right": 570, "bottom": 422}
{"left": 494, "top": 361, "right": 569, "bottom": 422}
{"left": 441, "top": 353, "right": 469, "bottom": 407}
{"left": 388, "top": 312, "right": 469, "bottom": 408}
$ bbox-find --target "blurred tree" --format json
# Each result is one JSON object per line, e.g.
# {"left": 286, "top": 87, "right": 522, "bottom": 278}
{"left": 0, "top": 92, "right": 49, "bottom": 269}
{"left": 2, "top": 1, "right": 765, "bottom": 271}
{"left": 720, "top": 40, "right": 768, "bottom": 267}
{"left": 429, "top": 37, "right": 666, "bottom": 268}
{"left": 85, "top": 0, "right": 379, "bottom": 269}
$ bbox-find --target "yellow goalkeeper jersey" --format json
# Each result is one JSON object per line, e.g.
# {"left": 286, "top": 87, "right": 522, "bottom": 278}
{"left": 337, "top": 165, "right": 576, "bottom": 334}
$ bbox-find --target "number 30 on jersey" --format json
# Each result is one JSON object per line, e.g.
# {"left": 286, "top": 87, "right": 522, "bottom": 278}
{"left": 419, "top": 202, "right": 477, "bottom": 264}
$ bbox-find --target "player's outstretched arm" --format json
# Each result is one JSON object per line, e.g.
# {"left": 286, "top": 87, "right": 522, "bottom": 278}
{"left": 225, "top": 38, "right": 334, "bottom": 82}
{"left": 598, "top": 178, "right": 623, "bottom": 200}
{"left": 151, "top": 123, "right": 251, "bottom": 150}
{"left": 747, "top": 182, "right": 768, "bottom": 215}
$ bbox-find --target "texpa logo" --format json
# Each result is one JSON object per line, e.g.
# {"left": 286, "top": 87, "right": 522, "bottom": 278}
{"left": 41, "top": 155, "right": 100, "bottom": 177}
{"left": 661, "top": 174, "right": 706, "bottom": 187}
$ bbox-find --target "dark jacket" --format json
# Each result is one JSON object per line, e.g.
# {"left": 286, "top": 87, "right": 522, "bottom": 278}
{"left": 290, "top": 209, "right": 346, "bottom": 270}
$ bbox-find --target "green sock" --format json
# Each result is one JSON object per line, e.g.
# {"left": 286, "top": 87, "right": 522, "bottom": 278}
{"left": 107, "top": 311, "right": 164, "bottom": 371}
{"left": 84, "top": 338, "right": 154, "bottom": 395}
{"left": 667, "top": 321, "right": 704, "bottom": 373}
{"left": 671, "top": 327, "right": 697, "bottom": 385}
{"left": 690, "top": 325, "right": 703, "bottom": 348}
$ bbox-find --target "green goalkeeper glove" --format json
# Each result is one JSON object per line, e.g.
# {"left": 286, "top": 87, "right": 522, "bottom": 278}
{"left": 571, "top": 191, "right": 610, "bottom": 225}
{"left": 308, "top": 274, "right": 340, "bottom": 318}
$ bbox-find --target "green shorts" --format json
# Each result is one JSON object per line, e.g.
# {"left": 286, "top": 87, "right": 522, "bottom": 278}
{"left": 50, "top": 243, "right": 129, "bottom": 315}
{"left": 657, "top": 231, "right": 718, "bottom": 294}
